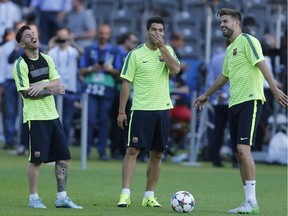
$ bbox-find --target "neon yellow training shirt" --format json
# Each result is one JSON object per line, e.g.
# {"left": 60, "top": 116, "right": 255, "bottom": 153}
{"left": 222, "top": 33, "right": 266, "bottom": 107}
{"left": 13, "top": 53, "right": 60, "bottom": 123}
{"left": 121, "top": 44, "right": 179, "bottom": 110}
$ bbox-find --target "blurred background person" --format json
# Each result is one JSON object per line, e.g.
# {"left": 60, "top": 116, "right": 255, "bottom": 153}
{"left": 65, "top": 0, "right": 96, "bottom": 48}
{"left": 206, "top": 39, "right": 238, "bottom": 168}
{"left": 46, "top": 26, "right": 83, "bottom": 145}
{"left": 168, "top": 32, "right": 190, "bottom": 155}
{"left": 110, "top": 32, "right": 138, "bottom": 160}
{"left": 0, "top": 0, "right": 21, "bottom": 45}
{"left": 79, "top": 24, "right": 119, "bottom": 160}
{"left": 29, "top": 0, "right": 72, "bottom": 45}
{"left": 0, "top": 21, "right": 26, "bottom": 150}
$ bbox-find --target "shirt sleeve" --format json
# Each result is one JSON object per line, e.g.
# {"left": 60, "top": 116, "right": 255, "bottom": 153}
{"left": 167, "top": 45, "right": 180, "bottom": 63}
{"left": 120, "top": 50, "right": 136, "bottom": 83}
{"left": 12, "top": 57, "right": 30, "bottom": 91}
{"left": 244, "top": 35, "right": 265, "bottom": 67}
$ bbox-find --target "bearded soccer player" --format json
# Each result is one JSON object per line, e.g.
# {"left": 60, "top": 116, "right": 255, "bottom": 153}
{"left": 13, "top": 25, "right": 82, "bottom": 209}
{"left": 194, "top": 8, "right": 287, "bottom": 214}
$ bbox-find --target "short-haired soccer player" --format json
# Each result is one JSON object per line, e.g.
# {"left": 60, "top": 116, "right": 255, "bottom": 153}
{"left": 117, "top": 17, "right": 180, "bottom": 208}
{"left": 194, "top": 8, "right": 288, "bottom": 214}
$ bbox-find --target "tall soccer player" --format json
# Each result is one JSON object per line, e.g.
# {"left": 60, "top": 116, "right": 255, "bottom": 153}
{"left": 13, "top": 25, "right": 82, "bottom": 209}
{"left": 194, "top": 8, "right": 288, "bottom": 214}
{"left": 117, "top": 17, "right": 180, "bottom": 207}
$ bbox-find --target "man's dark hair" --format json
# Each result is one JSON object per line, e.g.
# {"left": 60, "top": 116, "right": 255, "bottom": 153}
{"left": 146, "top": 17, "right": 165, "bottom": 30}
{"left": 117, "top": 32, "right": 134, "bottom": 45}
{"left": 217, "top": 8, "right": 242, "bottom": 23}
{"left": 169, "top": 32, "right": 183, "bottom": 41}
{"left": 16, "top": 25, "right": 31, "bottom": 43}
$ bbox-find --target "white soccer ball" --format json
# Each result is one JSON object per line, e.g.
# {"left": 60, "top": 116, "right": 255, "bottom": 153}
{"left": 171, "top": 191, "right": 195, "bottom": 213}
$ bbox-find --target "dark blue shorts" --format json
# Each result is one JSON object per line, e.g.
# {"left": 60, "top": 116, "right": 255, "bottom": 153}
{"left": 229, "top": 100, "right": 263, "bottom": 152}
{"left": 127, "top": 110, "right": 170, "bottom": 152}
{"left": 27, "top": 118, "right": 71, "bottom": 163}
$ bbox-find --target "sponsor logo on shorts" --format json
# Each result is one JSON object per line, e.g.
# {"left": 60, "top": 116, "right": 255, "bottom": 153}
{"left": 132, "top": 137, "right": 138, "bottom": 143}
{"left": 34, "top": 151, "right": 41, "bottom": 157}
{"left": 240, "top": 137, "right": 248, "bottom": 141}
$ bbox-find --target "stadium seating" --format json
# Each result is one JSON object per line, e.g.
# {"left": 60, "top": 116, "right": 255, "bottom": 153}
{"left": 92, "top": 0, "right": 120, "bottom": 24}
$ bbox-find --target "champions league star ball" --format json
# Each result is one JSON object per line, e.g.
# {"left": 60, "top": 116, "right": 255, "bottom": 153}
{"left": 171, "top": 191, "right": 195, "bottom": 213}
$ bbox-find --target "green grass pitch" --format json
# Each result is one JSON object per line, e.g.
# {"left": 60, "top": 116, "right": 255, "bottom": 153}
{"left": 0, "top": 146, "right": 286, "bottom": 216}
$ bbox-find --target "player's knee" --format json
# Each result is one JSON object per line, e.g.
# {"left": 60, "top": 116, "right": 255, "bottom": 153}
{"left": 126, "top": 147, "right": 140, "bottom": 157}
{"left": 236, "top": 145, "right": 251, "bottom": 158}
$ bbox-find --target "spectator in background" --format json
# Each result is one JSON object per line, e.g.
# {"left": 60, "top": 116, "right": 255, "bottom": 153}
{"left": 168, "top": 32, "right": 190, "bottom": 150}
{"left": 168, "top": 32, "right": 188, "bottom": 73}
{"left": 79, "top": 24, "right": 119, "bottom": 160}
{"left": 65, "top": 0, "right": 96, "bottom": 48}
{"left": 0, "top": 0, "right": 21, "bottom": 45}
{"left": 47, "top": 27, "right": 83, "bottom": 144}
{"left": 0, "top": 21, "right": 26, "bottom": 150}
{"left": 29, "top": 0, "right": 72, "bottom": 45}
{"left": 207, "top": 39, "right": 237, "bottom": 167}
{"left": 110, "top": 32, "right": 138, "bottom": 159}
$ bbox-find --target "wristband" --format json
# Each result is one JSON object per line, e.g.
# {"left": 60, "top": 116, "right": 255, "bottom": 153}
{"left": 118, "top": 112, "right": 125, "bottom": 115}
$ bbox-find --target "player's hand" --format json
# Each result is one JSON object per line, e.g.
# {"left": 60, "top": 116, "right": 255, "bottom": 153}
{"left": 27, "top": 82, "right": 47, "bottom": 96}
{"left": 193, "top": 95, "right": 209, "bottom": 110}
{"left": 117, "top": 113, "right": 127, "bottom": 130}
{"left": 102, "top": 63, "right": 113, "bottom": 72}
{"left": 50, "top": 85, "right": 65, "bottom": 95}
{"left": 273, "top": 88, "right": 288, "bottom": 108}
{"left": 151, "top": 33, "right": 164, "bottom": 48}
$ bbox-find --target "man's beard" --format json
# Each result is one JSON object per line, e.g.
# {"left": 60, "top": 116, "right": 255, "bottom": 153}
{"left": 223, "top": 28, "right": 233, "bottom": 38}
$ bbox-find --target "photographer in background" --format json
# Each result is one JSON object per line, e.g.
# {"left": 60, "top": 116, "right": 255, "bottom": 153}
{"left": 46, "top": 27, "right": 83, "bottom": 144}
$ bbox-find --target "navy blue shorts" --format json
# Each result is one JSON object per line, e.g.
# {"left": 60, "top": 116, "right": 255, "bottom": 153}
{"left": 27, "top": 118, "right": 71, "bottom": 163}
{"left": 229, "top": 100, "right": 263, "bottom": 152}
{"left": 127, "top": 110, "right": 170, "bottom": 152}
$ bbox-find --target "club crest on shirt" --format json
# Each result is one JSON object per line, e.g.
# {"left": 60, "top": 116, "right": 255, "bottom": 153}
{"left": 132, "top": 137, "right": 138, "bottom": 143}
{"left": 34, "top": 151, "right": 41, "bottom": 157}
{"left": 158, "top": 55, "right": 164, "bottom": 62}
{"left": 233, "top": 48, "right": 237, "bottom": 56}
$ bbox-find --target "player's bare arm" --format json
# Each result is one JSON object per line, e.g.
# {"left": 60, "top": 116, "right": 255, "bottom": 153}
{"left": 194, "top": 74, "right": 228, "bottom": 110}
{"left": 117, "top": 79, "right": 131, "bottom": 130}
{"left": 151, "top": 33, "right": 180, "bottom": 75}
{"left": 257, "top": 60, "right": 288, "bottom": 108}
{"left": 20, "top": 85, "right": 65, "bottom": 99}
{"left": 26, "top": 78, "right": 62, "bottom": 96}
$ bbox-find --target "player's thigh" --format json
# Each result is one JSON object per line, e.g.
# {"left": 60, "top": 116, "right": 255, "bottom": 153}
{"left": 29, "top": 120, "right": 51, "bottom": 162}
{"left": 152, "top": 110, "right": 170, "bottom": 152}
{"left": 49, "top": 119, "right": 71, "bottom": 162}
{"left": 237, "top": 100, "right": 263, "bottom": 146}
{"left": 128, "top": 110, "right": 156, "bottom": 149}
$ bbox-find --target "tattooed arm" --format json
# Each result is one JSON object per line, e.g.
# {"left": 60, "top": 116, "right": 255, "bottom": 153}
{"left": 20, "top": 85, "right": 65, "bottom": 99}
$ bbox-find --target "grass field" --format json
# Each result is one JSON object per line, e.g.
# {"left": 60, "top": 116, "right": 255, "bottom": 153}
{"left": 0, "top": 146, "right": 287, "bottom": 216}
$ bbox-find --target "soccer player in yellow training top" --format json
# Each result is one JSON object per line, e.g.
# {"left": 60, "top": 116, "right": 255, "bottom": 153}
{"left": 117, "top": 17, "right": 180, "bottom": 208}
{"left": 194, "top": 8, "right": 288, "bottom": 214}
{"left": 13, "top": 25, "right": 82, "bottom": 209}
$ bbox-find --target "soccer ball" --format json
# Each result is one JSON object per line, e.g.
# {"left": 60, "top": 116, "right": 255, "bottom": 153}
{"left": 171, "top": 191, "right": 195, "bottom": 213}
